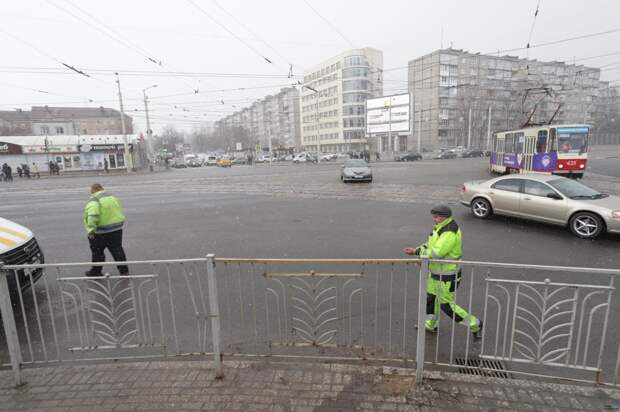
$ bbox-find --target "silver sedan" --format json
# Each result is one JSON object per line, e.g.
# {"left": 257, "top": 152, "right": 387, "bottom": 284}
{"left": 341, "top": 159, "right": 372, "bottom": 183}
{"left": 460, "top": 174, "right": 620, "bottom": 239}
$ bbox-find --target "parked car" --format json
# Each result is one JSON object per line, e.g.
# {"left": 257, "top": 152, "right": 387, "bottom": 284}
{"left": 187, "top": 158, "right": 203, "bottom": 167}
{"left": 394, "top": 151, "right": 423, "bottom": 161}
{"left": 217, "top": 157, "right": 232, "bottom": 167}
{"left": 232, "top": 157, "right": 247, "bottom": 165}
{"left": 293, "top": 153, "right": 317, "bottom": 163}
{"left": 0, "top": 217, "right": 45, "bottom": 295}
{"left": 461, "top": 149, "right": 485, "bottom": 158}
{"left": 460, "top": 174, "right": 620, "bottom": 239}
{"left": 204, "top": 155, "right": 218, "bottom": 166}
{"left": 320, "top": 153, "right": 336, "bottom": 161}
{"left": 256, "top": 155, "right": 272, "bottom": 163}
{"left": 341, "top": 159, "right": 372, "bottom": 183}
{"left": 433, "top": 151, "right": 457, "bottom": 160}
{"left": 171, "top": 159, "right": 187, "bottom": 168}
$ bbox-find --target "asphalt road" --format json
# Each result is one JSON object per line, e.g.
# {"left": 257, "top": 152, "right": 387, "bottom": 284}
{"left": 1, "top": 154, "right": 619, "bottom": 381}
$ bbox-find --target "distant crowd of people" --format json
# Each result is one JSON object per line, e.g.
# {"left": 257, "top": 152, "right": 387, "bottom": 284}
{"left": 0, "top": 160, "right": 61, "bottom": 182}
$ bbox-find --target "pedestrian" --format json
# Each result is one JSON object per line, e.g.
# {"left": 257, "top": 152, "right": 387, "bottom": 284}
{"left": 84, "top": 183, "right": 129, "bottom": 277}
{"left": 104, "top": 158, "right": 109, "bottom": 173}
{"left": 403, "top": 204, "right": 482, "bottom": 338}
{"left": 5, "top": 164, "right": 13, "bottom": 182}
{"left": 1, "top": 163, "right": 7, "bottom": 182}
{"left": 32, "top": 163, "right": 40, "bottom": 178}
{"left": 16, "top": 166, "right": 23, "bottom": 178}
{"left": 23, "top": 164, "right": 30, "bottom": 179}
{"left": 48, "top": 161, "right": 54, "bottom": 176}
{"left": 375, "top": 152, "right": 381, "bottom": 161}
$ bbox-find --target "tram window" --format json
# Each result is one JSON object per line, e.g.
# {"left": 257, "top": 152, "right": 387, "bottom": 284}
{"left": 515, "top": 133, "right": 524, "bottom": 153}
{"left": 505, "top": 134, "right": 514, "bottom": 153}
{"left": 549, "top": 128, "right": 556, "bottom": 152}
{"left": 537, "top": 131, "right": 548, "bottom": 153}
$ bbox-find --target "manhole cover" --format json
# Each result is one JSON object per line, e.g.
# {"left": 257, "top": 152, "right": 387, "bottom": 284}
{"left": 454, "top": 358, "right": 512, "bottom": 379}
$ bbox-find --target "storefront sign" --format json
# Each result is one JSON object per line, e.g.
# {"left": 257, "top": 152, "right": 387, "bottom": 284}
{"left": 0, "top": 142, "right": 23, "bottom": 154}
{"left": 79, "top": 144, "right": 132, "bottom": 152}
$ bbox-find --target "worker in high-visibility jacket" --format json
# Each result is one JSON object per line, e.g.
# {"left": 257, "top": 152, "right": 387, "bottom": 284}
{"left": 404, "top": 204, "right": 482, "bottom": 338}
{"left": 83, "top": 183, "right": 128, "bottom": 276}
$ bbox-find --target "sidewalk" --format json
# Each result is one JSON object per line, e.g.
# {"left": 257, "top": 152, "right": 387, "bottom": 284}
{"left": 0, "top": 359, "right": 618, "bottom": 411}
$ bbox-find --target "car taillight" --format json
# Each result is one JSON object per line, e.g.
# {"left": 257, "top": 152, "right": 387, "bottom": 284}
{"left": 579, "top": 164, "right": 585, "bottom": 169}
{"left": 461, "top": 185, "right": 466, "bottom": 192}
{"left": 558, "top": 164, "right": 564, "bottom": 169}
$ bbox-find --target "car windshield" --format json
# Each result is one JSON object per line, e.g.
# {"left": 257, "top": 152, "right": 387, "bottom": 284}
{"left": 548, "top": 179, "right": 607, "bottom": 199}
{"left": 344, "top": 160, "right": 367, "bottom": 168}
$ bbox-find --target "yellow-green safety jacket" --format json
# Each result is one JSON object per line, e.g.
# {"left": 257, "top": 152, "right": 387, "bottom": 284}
{"left": 83, "top": 190, "right": 125, "bottom": 235}
{"left": 418, "top": 217, "right": 462, "bottom": 281}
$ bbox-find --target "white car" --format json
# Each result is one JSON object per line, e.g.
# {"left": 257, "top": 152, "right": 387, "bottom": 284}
{"left": 205, "top": 155, "right": 218, "bottom": 166}
{"left": 293, "top": 153, "right": 317, "bottom": 163}
{"left": 0, "top": 217, "right": 45, "bottom": 293}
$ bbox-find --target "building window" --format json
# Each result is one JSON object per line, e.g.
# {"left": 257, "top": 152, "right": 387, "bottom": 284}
{"left": 56, "top": 126, "right": 64, "bottom": 134}
{"left": 40, "top": 126, "right": 50, "bottom": 135}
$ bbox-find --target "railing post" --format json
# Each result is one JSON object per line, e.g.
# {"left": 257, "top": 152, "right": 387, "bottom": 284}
{"left": 416, "top": 257, "right": 429, "bottom": 384}
{"left": 205, "top": 254, "right": 223, "bottom": 378}
{"left": 0, "top": 265, "right": 23, "bottom": 386}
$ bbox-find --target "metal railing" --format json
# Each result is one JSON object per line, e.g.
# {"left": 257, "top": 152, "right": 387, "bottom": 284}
{"left": 0, "top": 256, "right": 618, "bottom": 388}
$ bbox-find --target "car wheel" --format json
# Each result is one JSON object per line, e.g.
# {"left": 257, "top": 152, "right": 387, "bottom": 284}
{"left": 471, "top": 198, "right": 492, "bottom": 219}
{"left": 569, "top": 212, "right": 604, "bottom": 239}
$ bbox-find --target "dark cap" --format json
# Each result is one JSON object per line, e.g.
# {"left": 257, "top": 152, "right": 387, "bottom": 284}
{"left": 430, "top": 204, "right": 452, "bottom": 217}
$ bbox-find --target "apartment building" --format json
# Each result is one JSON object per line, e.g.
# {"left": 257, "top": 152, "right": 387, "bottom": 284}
{"left": 215, "top": 87, "right": 301, "bottom": 151}
{"left": 408, "top": 49, "right": 617, "bottom": 150}
{"left": 300, "top": 48, "right": 383, "bottom": 153}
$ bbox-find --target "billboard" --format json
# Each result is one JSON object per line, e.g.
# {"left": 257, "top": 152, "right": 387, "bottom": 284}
{"left": 366, "top": 93, "right": 410, "bottom": 133}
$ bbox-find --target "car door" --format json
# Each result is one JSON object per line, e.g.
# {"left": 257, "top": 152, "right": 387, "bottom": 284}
{"left": 520, "top": 179, "right": 568, "bottom": 224}
{"left": 489, "top": 178, "right": 524, "bottom": 216}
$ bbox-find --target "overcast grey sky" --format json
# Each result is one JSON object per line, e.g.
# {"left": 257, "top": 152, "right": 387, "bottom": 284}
{"left": 2, "top": 0, "right": 620, "bottom": 134}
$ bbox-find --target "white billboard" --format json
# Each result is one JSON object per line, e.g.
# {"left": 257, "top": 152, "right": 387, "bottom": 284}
{"left": 366, "top": 93, "right": 410, "bottom": 133}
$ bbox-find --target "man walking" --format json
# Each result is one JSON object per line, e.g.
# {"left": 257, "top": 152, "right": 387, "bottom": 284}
{"left": 404, "top": 204, "right": 482, "bottom": 338}
{"left": 32, "top": 163, "right": 40, "bottom": 178}
{"left": 84, "top": 183, "right": 129, "bottom": 276}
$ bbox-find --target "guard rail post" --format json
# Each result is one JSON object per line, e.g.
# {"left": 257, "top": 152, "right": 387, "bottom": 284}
{"left": 416, "top": 257, "right": 429, "bottom": 385}
{"left": 206, "top": 254, "right": 223, "bottom": 378}
{"left": 0, "top": 264, "right": 23, "bottom": 386}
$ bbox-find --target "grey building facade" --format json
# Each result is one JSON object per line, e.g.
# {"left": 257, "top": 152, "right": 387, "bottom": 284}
{"left": 408, "top": 49, "right": 619, "bottom": 150}
{"left": 0, "top": 106, "right": 133, "bottom": 136}
{"left": 215, "top": 87, "right": 301, "bottom": 151}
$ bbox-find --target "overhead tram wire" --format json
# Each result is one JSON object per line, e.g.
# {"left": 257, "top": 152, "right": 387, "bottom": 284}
{"left": 186, "top": 0, "right": 275, "bottom": 66}
{"left": 302, "top": 0, "right": 355, "bottom": 49}
{"left": 49, "top": 0, "right": 201, "bottom": 94}
{"left": 208, "top": 0, "right": 300, "bottom": 72}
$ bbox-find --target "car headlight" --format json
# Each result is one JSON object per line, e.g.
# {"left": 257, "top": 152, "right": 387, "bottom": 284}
{"left": 612, "top": 211, "right": 620, "bottom": 219}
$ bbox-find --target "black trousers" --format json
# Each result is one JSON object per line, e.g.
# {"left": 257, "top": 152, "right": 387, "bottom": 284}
{"left": 88, "top": 230, "right": 128, "bottom": 275}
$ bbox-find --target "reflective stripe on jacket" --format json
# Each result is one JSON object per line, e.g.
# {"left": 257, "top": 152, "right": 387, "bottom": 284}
{"left": 83, "top": 191, "right": 125, "bottom": 235}
{"left": 419, "top": 217, "right": 462, "bottom": 281}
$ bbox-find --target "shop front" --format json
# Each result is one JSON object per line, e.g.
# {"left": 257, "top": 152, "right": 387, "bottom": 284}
{"left": 78, "top": 143, "right": 133, "bottom": 170}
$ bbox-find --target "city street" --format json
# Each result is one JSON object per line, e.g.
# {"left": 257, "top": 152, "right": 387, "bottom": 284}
{"left": 1, "top": 152, "right": 619, "bottom": 382}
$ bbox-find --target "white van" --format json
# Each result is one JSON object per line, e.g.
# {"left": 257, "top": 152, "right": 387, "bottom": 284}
{"left": 0, "top": 217, "right": 44, "bottom": 294}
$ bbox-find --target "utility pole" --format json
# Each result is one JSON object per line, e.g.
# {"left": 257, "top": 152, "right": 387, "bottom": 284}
{"left": 388, "top": 102, "right": 393, "bottom": 157}
{"left": 143, "top": 84, "right": 157, "bottom": 160}
{"left": 486, "top": 105, "right": 493, "bottom": 151}
{"left": 115, "top": 73, "right": 131, "bottom": 173}
{"left": 315, "top": 96, "right": 321, "bottom": 162}
{"left": 466, "top": 106, "right": 472, "bottom": 148}
{"left": 417, "top": 103, "right": 422, "bottom": 153}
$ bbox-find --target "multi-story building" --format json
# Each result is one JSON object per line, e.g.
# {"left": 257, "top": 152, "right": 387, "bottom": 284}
{"left": 0, "top": 106, "right": 133, "bottom": 136}
{"left": 300, "top": 48, "right": 383, "bottom": 153}
{"left": 408, "top": 49, "right": 618, "bottom": 150}
{"left": 214, "top": 87, "right": 301, "bottom": 151}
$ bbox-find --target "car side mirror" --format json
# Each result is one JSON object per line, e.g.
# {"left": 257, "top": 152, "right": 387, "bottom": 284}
{"left": 547, "top": 193, "right": 562, "bottom": 200}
